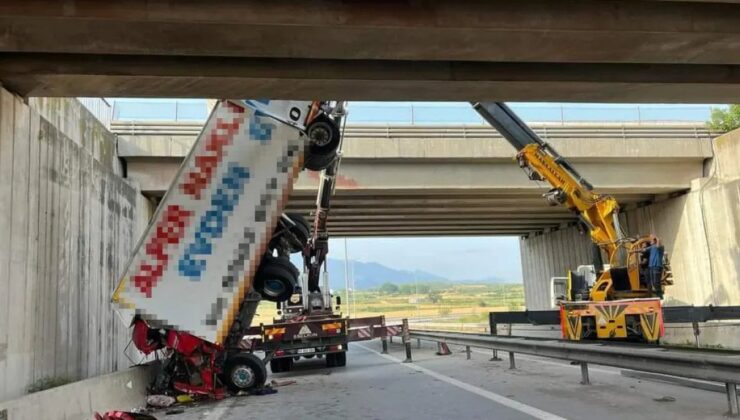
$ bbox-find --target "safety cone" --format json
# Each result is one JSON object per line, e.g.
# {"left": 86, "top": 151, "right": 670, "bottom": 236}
{"left": 436, "top": 341, "right": 452, "bottom": 356}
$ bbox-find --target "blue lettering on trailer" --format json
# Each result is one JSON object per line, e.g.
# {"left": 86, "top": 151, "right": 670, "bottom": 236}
{"left": 179, "top": 164, "right": 250, "bottom": 280}
{"left": 248, "top": 114, "right": 275, "bottom": 143}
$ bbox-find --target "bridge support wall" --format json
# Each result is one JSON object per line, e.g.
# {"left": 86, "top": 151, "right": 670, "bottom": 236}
{"left": 520, "top": 129, "right": 740, "bottom": 346}
{"left": 0, "top": 87, "right": 149, "bottom": 402}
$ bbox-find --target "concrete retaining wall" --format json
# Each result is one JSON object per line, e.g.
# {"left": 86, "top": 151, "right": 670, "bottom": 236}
{"left": 0, "top": 87, "right": 147, "bottom": 402}
{"left": 519, "top": 226, "right": 593, "bottom": 310}
{"left": 621, "top": 129, "right": 740, "bottom": 307}
{"left": 0, "top": 364, "right": 155, "bottom": 420}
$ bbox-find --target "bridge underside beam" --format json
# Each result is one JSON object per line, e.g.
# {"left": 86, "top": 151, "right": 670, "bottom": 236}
{"left": 2, "top": 54, "right": 740, "bottom": 102}
{"left": 125, "top": 158, "right": 683, "bottom": 236}
{"left": 1, "top": 1, "right": 738, "bottom": 64}
{"left": 1, "top": 0, "right": 740, "bottom": 101}
{"left": 126, "top": 159, "right": 701, "bottom": 197}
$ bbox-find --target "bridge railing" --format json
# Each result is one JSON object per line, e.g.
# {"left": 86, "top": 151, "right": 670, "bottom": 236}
{"left": 112, "top": 101, "right": 721, "bottom": 125}
{"left": 111, "top": 121, "right": 717, "bottom": 141}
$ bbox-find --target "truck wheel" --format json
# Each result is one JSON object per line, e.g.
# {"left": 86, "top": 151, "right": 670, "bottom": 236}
{"left": 334, "top": 351, "right": 347, "bottom": 367}
{"left": 326, "top": 353, "right": 336, "bottom": 368}
{"left": 271, "top": 213, "right": 310, "bottom": 252}
{"left": 253, "top": 256, "right": 299, "bottom": 302}
{"left": 304, "top": 150, "right": 337, "bottom": 171}
{"left": 283, "top": 212, "right": 310, "bottom": 253}
{"left": 222, "top": 353, "right": 267, "bottom": 393}
{"left": 307, "top": 114, "right": 340, "bottom": 156}
{"left": 269, "top": 358, "right": 283, "bottom": 373}
{"left": 281, "top": 357, "right": 294, "bottom": 372}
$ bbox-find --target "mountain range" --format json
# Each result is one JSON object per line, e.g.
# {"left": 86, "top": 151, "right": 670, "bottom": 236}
{"left": 315, "top": 258, "right": 507, "bottom": 290}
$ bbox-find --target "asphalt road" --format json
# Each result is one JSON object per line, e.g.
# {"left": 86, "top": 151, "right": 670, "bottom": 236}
{"left": 165, "top": 340, "right": 729, "bottom": 420}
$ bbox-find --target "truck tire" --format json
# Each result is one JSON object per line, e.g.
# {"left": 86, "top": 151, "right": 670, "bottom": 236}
{"left": 307, "top": 114, "right": 340, "bottom": 157}
{"left": 334, "top": 351, "right": 347, "bottom": 367}
{"left": 269, "top": 358, "right": 283, "bottom": 373}
{"left": 222, "top": 353, "right": 267, "bottom": 393}
{"left": 253, "top": 256, "right": 299, "bottom": 302}
{"left": 325, "top": 353, "right": 336, "bottom": 368}
{"left": 303, "top": 151, "right": 337, "bottom": 171}
{"left": 281, "top": 357, "right": 294, "bottom": 372}
{"left": 282, "top": 212, "right": 310, "bottom": 253}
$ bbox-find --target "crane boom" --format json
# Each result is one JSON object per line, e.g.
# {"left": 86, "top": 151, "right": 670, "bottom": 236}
{"left": 471, "top": 101, "right": 671, "bottom": 343}
{"left": 472, "top": 102, "right": 622, "bottom": 258}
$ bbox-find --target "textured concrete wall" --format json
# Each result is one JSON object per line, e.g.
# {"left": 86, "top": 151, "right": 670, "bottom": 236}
{"left": 0, "top": 87, "right": 145, "bottom": 402}
{"left": 519, "top": 226, "right": 593, "bottom": 309}
{"left": 621, "top": 129, "right": 740, "bottom": 307}
{"left": 0, "top": 363, "right": 155, "bottom": 420}
{"left": 520, "top": 129, "right": 740, "bottom": 312}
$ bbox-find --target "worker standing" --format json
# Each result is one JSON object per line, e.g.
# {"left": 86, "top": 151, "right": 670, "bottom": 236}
{"left": 645, "top": 236, "right": 665, "bottom": 298}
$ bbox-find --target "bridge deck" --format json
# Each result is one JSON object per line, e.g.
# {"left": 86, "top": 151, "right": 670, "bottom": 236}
{"left": 116, "top": 122, "right": 713, "bottom": 236}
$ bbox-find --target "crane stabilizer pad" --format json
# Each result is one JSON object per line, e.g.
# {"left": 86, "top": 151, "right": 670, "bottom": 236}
{"left": 113, "top": 100, "right": 308, "bottom": 344}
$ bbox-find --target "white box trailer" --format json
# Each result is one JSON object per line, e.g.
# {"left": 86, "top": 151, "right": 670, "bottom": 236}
{"left": 113, "top": 99, "right": 312, "bottom": 345}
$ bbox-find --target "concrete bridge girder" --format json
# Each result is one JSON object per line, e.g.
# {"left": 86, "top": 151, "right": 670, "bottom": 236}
{"left": 117, "top": 124, "right": 711, "bottom": 236}
{"left": 125, "top": 159, "right": 702, "bottom": 196}
{"left": 2, "top": 1, "right": 740, "bottom": 101}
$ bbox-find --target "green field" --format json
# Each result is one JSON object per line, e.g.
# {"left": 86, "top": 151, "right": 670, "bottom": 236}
{"left": 253, "top": 282, "right": 525, "bottom": 327}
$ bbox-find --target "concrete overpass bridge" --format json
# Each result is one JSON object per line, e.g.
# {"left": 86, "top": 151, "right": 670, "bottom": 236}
{"left": 115, "top": 121, "right": 714, "bottom": 237}
{"left": 1, "top": 1, "right": 740, "bottom": 102}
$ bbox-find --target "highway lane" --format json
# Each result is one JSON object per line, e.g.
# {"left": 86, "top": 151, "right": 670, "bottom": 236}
{"left": 168, "top": 340, "right": 727, "bottom": 420}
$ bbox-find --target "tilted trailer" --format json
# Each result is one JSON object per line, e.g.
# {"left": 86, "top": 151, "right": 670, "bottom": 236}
{"left": 112, "top": 100, "right": 398, "bottom": 398}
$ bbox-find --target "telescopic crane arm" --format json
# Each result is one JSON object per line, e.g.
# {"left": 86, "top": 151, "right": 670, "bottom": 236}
{"left": 304, "top": 101, "right": 347, "bottom": 294}
{"left": 471, "top": 102, "right": 624, "bottom": 262}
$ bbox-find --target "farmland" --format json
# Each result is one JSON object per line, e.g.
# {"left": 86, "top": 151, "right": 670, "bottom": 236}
{"left": 253, "top": 282, "right": 525, "bottom": 328}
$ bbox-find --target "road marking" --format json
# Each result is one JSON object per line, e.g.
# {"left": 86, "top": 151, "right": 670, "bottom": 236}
{"left": 355, "top": 343, "right": 568, "bottom": 420}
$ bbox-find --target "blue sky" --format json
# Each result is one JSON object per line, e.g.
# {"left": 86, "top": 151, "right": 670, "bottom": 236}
{"left": 327, "top": 236, "right": 523, "bottom": 283}
{"left": 113, "top": 99, "right": 722, "bottom": 284}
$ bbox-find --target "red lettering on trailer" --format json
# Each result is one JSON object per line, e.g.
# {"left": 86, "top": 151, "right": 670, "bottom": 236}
{"left": 132, "top": 205, "right": 193, "bottom": 297}
{"left": 181, "top": 103, "right": 245, "bottom": 199}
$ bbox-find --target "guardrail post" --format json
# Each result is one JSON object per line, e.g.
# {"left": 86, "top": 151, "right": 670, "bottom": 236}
{"left": 580, "top": 362, "right": 590, "bottom": 385}
{"left": 466, "top": 345, "right": 471, "bottom": 360}
{"left": 692, "top": 320, "right": 701, "bottom": 348}
{"left": 489, "top": 314, "right": 502, "bottom": 361}
{"left": 727, "top": 382, "right": 739, "bottom": 417}
{"left": 380, "top": 316, "right": 388, "bottom": 354}
{"left": 508, "top": 352, "right": 516, "bottom": 370}
{"left": 402, "top": 318, "right": 412, "bottom": 363}
{"left": 417, "top": 338, "right": 421, "bottom": 348}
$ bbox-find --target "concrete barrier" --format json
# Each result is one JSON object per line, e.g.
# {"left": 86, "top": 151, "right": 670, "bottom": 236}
{"left": 663, "top": 322, "right": 740, "bottom": 350}
{"left": 0, "top": 364, "right": 156, "bottom": 420}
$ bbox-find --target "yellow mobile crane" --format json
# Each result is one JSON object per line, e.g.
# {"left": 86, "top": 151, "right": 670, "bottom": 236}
{"left": 472, "top": 102, "right": 673, "bottom": 342}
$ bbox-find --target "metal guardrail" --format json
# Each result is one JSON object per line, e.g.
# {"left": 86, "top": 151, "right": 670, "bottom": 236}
{"left": 488, "top": 306, "right": 740, "bottom": 348}
{"left": 488, "top": 305, "right": 740, "bottom": 327}
{"left": 406, "top": 328, "right": 740, "bottom": 416}
{"left": 111, "top": 121, "right": 716, "bottom": 141}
